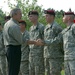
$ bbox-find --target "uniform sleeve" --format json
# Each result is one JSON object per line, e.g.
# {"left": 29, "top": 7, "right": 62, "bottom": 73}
{"left": 22, "top": 31, "right": 30, "bottom": 44}
{"left": 44, "top": 23, "right": 63, "bottom": 45}
{"left": 40, "top": 25, "right": 45, "bottom": 40}
{"left": 0, "top": 34, "right": 3, "bottom": 49}
{"left": 72, "top": 25, "right": 75, "bottom": 36}
{"left": 44, "top": 32, "right": 63, "bottom": 46}
{"left": 0, "top": 33, "right": 5, "bottom": 55}
{"left": 53, "top": 24, "right": 63, "bottom": 36}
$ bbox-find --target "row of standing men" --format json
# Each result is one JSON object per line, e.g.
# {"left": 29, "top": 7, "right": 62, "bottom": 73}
{"left": 0, "top": 8, "right": 75, "bottom": 75}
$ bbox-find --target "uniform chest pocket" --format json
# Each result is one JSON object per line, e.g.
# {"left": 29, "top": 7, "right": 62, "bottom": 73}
{"left": 48, "top": 29, "right": 54, "bottom": 38}
{"left": 32, "top": 29, "right": 40, "bottom": 39}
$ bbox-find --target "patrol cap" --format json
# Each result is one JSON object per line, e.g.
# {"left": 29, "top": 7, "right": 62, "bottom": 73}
{"left": 19, "top": 20, "right": 27, "bottom": 26}
{"left": 28, "top": 11, "right": 39, "bottom": 16}
{"left": 63, "top": 12, "right": 74, "bottom": 16}
{"left": 4, "top": 15, "right": 11, "bottom": 20}
{"left": 44, "top": 10, "right": 55, "bottom": 16}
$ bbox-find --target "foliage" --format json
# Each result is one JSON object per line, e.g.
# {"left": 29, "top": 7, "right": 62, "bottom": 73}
{"left": 55, "top": 10, "right": 66, "bottom": 28}
{"left": 0, "top": 8, "right": 6, "bottom": 26}
{"left": 7, "top": 0, "right": 46, "bottom": 30}
{"left": 7, "top": 0, "right": 66, "bottom": 30}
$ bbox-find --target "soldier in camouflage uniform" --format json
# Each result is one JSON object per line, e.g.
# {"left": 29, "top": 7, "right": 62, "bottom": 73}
{"left": 62, "top": 12, "right": 75, "bottom": 75}
{"left": 0, "top": 23, "right": 7, "bottom": 75}
{"left": 38, "top": 11, "right": 75, "bottom": 75}
{"left": 28, "top": 11, "right": 45, "bottom": 75}
{"left": 19, "top": 20, "right": 30, "bottom": 75}
{"left": 36, "top": 10, "right": 63, "bottom": 75}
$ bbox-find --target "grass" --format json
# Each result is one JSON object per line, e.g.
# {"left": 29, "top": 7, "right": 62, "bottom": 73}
{"left": 61, "top": 70, "right": 65, "bottom": 75}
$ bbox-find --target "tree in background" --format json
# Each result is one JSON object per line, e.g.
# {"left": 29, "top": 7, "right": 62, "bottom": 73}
{"left": 7, "top": 0, "right": 46, "bottom": 30}
{"left": 0, "top": 8, "right": 6, "bottom": 26}
{"left": 55, "top": 10, "right": 66, "bottom": 28}
{"left": 7, "top": 0, "right": 66, "bottom": 29}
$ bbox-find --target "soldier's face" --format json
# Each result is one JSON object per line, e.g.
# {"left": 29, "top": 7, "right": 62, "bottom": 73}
{"left": 63, "top": 15, "right": 68, "bottom": 23}
{"left": 45, "top": 14, "right": 53, "bottom": 23}
{"left": 19, "top": 23, "right": 25, "bottom": 31}
{"left": 29, "top": 15, "right": 38, "bottom": 22}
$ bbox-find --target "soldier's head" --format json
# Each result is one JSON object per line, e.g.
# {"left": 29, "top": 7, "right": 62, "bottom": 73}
{"left": 28, "top": 10, "right": 39, "bottom": 23}
{"left": 44, "top": 9, "right": 55, "bottom": 23}
{"left": 19, "top": 20, "right": 26, "bottom": 32}
{"left": 63, "top": 11, "right": 74, "bottom": 24}
{"left": 10, "top": 8, "right": 22, "bottom": 22}
{"left": 4, "top": 15, "right": 11, "bottom": 22}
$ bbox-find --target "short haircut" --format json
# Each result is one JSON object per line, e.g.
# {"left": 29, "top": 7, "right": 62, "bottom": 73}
{"left": 28, "top": 11, "right": 39, "bottom": 16}
{"left": 10, "top": 8, "right": 21, "bottom": 17}
{"left": 19, "top": 20, "right": 27, "bottom": 27}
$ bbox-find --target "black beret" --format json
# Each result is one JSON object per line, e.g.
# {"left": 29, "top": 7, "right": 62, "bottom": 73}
{"left": 28, "top": 11, "right": 39, "bottom": 16}
{"left": 4, "top": 15, "right": 11, "bottom": 20}
{"left": 44, "top": 10, "right": 55, "bottom": 16}
{"left": 63, "top": 12, "right": 74, "bottom": 16}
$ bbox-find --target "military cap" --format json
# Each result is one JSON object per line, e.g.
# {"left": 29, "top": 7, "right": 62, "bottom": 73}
{"left": 4, "top": 15, "right": 11, "bottom": 20}
{"left": 28, "top": 11, "right": 39, "bottom": 16}
{"left": 63, "top": 12, "right": 74, "bottom": 16}
{"left": 44, "top": 10, "right": 55, "bottom": 16}
{"left": 19, "top": 20, "right": 27, "bottom": 26}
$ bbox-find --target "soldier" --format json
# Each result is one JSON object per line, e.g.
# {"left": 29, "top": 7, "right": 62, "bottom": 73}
{"left": 36, "top": 10, "right": 63, "bottom": 75}
{"left": 19, "top": 20, "right": 30, "bottom": 75}
{"left": 0, "top": 23, "right": 7, "bottom": 75}
{"left": 3, "top": 8, "right": 22, "bottom": 75}
{"left": 62, "top": 12, "right": 75, "bottom": 75}
{"left": 38, "top": 11, "right": 75, "bottom": 75}
{"left": 28, "top": 10, "right": 45, "bottom": 75}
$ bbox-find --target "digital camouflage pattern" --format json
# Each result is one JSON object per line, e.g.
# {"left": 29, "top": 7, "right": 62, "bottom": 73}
{"left": 44, "top": 21, "right": 63, "bottom": 75}
{"left": 29, "top": 22, "right": 45, "bottom": 75}
{"left": 20, "top": 30, "right": 30, "bottom": 75}
{"left": 0, "top": 31, "right": 7, "bottom": 75}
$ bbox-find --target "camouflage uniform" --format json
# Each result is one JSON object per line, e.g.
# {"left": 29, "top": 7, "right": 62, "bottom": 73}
{"left": 44, "top": 21, "right": 63, "bottom": 75}
{"left": 0, "top": 30, "right": 7, "bottom": 75}
{"left": 47, "top": 23, "right": 75, "bottom": 75}
{"left": 20, "top": 30, "right": 30, "bottom": 75}
{"left": 29, "top": 22, "right": 45, "bottom": 75}
{"left": 61, "top": 23, "right": 75, "bottom": 75}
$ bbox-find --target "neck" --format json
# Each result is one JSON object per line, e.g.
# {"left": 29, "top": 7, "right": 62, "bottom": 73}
{"left": 66, "top": 21, "right": 73, "bottom": 27}
{"left": 33, "top": 21, "right": 38, "bottom": 26}
{"left": 21, "top": 29, "right": 25, "bottom": 33}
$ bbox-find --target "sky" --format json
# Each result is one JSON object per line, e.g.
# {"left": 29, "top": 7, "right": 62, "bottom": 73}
{"left": 0, "top": 0, "right": 75, "bottom": 14}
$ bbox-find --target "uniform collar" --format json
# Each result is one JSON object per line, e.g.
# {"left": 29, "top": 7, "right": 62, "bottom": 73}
{"left": 67, "top": 23, "right": 74, "bottom": 30}
{"left": 31, "top": 22, "right": 40, "bottom": 30}
{"left": 47, "top": 21, "right": 54, "bottom": 29}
